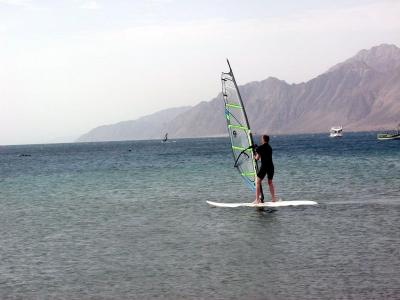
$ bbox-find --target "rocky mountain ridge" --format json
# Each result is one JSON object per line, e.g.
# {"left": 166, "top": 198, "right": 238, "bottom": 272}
{"left": 78, "top": 43, "right": 400, "bottom": 141}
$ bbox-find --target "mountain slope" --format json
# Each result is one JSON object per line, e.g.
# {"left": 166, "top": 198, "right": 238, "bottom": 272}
{"left": 77, "top": 106, "right": 191, "bottom": 142}
{"left": 165, "top": 43, "right": 400, "bottom": 136}
{"left": 78, "top": 43, "right": 400, "bottom": 141}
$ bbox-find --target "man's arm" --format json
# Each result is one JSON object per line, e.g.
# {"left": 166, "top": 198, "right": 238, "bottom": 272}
{"left": 254, "top": 153, "right": 260, "bottom": 161}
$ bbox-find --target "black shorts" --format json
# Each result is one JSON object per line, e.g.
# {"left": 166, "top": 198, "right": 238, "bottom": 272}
{"left": 257, "top": 166, "right": 274, "bottom": 180}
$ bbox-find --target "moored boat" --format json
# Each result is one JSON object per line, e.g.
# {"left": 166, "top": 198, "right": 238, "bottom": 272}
{"left": 330, "top": 126, "right": 343, "bottom": 138}
{"left": 377, "top": 124, "right": 400, "bottom": 140}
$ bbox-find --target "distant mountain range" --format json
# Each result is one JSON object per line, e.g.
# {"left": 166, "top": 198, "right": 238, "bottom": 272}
{"left": 77, "top": 106, "right": 191, "bottom": 142}
{"left": 77, "top": 43, "right": 400, "bottom": 142}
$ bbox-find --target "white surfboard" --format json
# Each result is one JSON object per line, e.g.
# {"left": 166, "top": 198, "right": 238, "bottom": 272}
{"left": 206, "top": 200, "right": 318, "bottom": 208}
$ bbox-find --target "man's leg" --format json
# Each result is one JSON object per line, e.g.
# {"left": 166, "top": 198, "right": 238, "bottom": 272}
{"left": 255, "top": 177, "right": 263, "bottom": 204}
{"left": 268, "top": 179, "right": 276, "bottom": 202}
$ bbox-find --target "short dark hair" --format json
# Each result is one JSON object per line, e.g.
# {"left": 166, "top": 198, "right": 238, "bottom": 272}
{"left": 262, "top": 135, "right": 269, "bottom": 143}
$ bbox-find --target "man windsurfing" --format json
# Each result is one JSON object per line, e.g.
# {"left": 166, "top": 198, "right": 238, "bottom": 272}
{"left": 253, "top": 135, "right": 276, "bottom": 204}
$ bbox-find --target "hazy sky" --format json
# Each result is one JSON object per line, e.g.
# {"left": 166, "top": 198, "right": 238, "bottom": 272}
{"left": 1, "top": 0, "right": 400, "bottom": 145}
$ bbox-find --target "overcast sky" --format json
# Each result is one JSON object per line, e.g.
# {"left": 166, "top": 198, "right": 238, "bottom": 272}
{"left": 1, "top": 0, "right": 400, "bottom": 145}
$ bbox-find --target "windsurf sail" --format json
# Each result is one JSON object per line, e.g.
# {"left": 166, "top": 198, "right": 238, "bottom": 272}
{"left": 221, "top": 59, "right": 264, "bottom": 201}
{"left": 162, "top": 133, "right": 168, "bottom": 142}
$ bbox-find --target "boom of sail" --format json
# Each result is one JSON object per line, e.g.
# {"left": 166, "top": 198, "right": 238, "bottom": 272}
{"left": 221, "top": 60, "right": 263, "bottom": 200}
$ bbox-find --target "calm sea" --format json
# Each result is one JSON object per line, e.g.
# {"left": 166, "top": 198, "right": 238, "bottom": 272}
{"left": 0, "top": 132, "right": 399, "bottom": 299}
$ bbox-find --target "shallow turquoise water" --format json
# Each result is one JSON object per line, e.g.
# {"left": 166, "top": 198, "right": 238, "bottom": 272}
{"left": 0, "top": 133, "right": 399, "bottom": 299}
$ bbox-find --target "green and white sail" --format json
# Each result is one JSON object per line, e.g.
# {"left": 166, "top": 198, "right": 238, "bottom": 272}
{"left": 221, "top": 59, "right": 263, "bottom": 199}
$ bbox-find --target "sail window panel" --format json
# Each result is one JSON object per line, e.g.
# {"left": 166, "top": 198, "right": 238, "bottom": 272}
{"left": 236, "top": 156, "right": 255, "bottom": 175}
{"left": 224, "top": 84, "right": 242, "bottom": 105}
{"left": 230, "top": 127, "right": 256, "bottom": 186}
{"left": 233, "top": 149, "right": 255, "bottom": 180}
{"left": 228, "top": 126, "right": 249, "bottom": 149}
{"left": 228, "top": 110, "right": 247, "bottom": 128}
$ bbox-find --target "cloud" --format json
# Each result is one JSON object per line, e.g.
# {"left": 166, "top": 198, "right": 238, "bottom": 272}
{"left": 0, "top": 0, "right": 31, "bottom": 6}
{"left": 272, "top": 1, "right": 400, "bottom": 33}
{"left": 80, "top": 0, "right": 100, "bottom": 10}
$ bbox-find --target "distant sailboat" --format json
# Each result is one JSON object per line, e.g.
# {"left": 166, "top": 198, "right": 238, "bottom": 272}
{"left": 162, "top": 133, "right": 168, "bottom": 143}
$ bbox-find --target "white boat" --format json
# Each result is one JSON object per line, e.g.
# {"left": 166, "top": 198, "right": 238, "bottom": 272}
{"left": 330, "top": 126, "right": 343, "bottom": 138}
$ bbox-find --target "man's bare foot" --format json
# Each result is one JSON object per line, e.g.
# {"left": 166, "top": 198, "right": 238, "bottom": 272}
{"left": 252, "top": 200, "right": 260, "bottom": 204}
